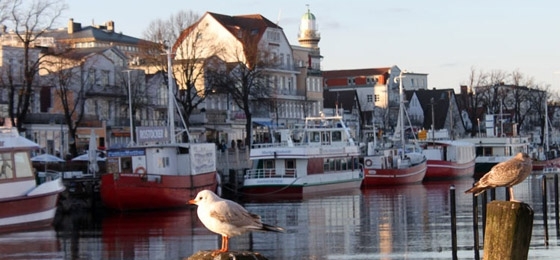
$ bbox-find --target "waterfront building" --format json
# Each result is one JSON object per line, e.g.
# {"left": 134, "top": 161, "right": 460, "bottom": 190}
{"left": 174, "top": 8, "right": 324, "bottom": 145}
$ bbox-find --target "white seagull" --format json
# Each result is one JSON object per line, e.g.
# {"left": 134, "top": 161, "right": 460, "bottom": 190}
{"left": 188, "top": 190, "right": 285, "bottom": 254}
{"left": 465, "top": 152, "right": 532, "bottom": 202}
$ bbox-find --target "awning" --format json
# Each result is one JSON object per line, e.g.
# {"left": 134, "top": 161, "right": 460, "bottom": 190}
{"left": 252, "top": 120, "right": 274, "bottom": 128}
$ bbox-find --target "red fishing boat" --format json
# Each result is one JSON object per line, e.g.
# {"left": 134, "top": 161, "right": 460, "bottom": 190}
{"left": 0, "top": 128, "right": 65, "bottom": 233}
{"left": 421, "top": 140, "right": 476, "bottom": 179}
{"left": 361, "top": 145, "right": 427, "bottom": 187}
{"left": 361, "top": 71, "right": 427, "bottom": 187}
{"left": 99, "top": 47, "right": 218, "bottom": 211}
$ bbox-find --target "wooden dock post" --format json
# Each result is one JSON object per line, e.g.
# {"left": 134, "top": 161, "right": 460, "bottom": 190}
{"left": 187, "top": 251, "right": 268, "bottom": 260}
{"left": 483, "top": 201, "right": 533, "bottom": 260}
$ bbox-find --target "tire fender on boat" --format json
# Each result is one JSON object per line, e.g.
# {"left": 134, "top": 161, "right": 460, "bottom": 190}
{"left": 365, "top": 159, "right": 373, "bottom": 167}
{"left": 134, "top": 166, "right": 147, "bottom": 178}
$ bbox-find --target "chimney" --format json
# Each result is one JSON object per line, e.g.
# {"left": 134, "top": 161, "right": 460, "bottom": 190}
{"left": 106, "top": 21, "right": 114, "bottom": 32}
{"left": 67, "top": 18, "right": 81, "bottom": 34}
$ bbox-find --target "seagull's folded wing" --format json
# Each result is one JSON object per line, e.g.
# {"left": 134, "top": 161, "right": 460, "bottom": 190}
{"left": 210, "top": 200, "right": 262, "bottom": 228}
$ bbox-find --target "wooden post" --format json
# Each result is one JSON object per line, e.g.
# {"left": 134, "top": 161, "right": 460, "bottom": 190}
{"left": 483, "top": 201, "right": 533, "bottom": 260}
{"left": 188, "top": 251, "right": 268, "bottom": 260}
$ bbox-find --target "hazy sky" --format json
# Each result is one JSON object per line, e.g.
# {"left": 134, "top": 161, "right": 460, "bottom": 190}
{"left": 62, "top": 0, "right": 560, "bottom": 91}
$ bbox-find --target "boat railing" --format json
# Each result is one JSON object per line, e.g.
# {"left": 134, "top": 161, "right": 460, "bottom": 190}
{"left": 252, "top": 140, "right": 356, "bottom": 149}
{"left": 245, "top": 168, "right": 297, "bottom": 179}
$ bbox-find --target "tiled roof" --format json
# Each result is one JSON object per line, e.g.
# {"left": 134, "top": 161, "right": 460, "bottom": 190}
{"left": 322, "top": 68, "right": 391, "bottom": 78}
{"left": 174, "top": 12, "right": 282, "bottom": 55}
{"left": 43, "top": 26, "right": 142, "bottom": 45}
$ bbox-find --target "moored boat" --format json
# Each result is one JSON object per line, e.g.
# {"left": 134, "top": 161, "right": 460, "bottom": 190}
{"left": 361, "top": 71, "right": 427, "bottom": 187}
{"left": 242, "top": 115, "right": 363, "bottom": 199}
{"left": 361, "top": 143, "right": 427, "bottom": 187}
{"left": 99, "top": 47, "right": 218, "bottom": 211}
{"left": 420, "top": 139, "right": 476, "bottom": 180}
{"left": 0, "top": 128, "right": 65, "bottom": 233}
{"left": 538, "top": 164, "right": 560, "bottom": 178}
{"left": 458, "top": 135, "right": 530, "bottom": 178}
{"left": 100, "top": 133, "right": 218, "bottom": 211}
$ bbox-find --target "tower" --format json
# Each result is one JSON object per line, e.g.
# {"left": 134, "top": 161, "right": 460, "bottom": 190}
{"left": 298, "top": 5, "right": 321, "bottom": 48}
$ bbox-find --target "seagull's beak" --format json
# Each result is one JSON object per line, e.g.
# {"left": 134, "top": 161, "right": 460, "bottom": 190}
{"left": 188, "top": 199, "right": 197, "bottom": 205}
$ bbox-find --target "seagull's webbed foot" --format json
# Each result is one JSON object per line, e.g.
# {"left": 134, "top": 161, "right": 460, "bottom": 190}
{"left": 211, "top": 235, "right": 229, "bottom": 256}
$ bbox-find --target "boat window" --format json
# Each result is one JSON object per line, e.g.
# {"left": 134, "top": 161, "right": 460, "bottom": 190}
{"left": 332, "top": 131, "right": 342, "bottom": 142}
{"left": 158, "top": 157, "right": 170, "bottom": 168}
{"left": 311, "top": 132, "right": 320, "bottom": 142}
{"left": 285, "top": 159, "right": 295, "bottom": 169}
{"left": 121, "top": 157, "right": 133, "bottom": 173}
{"left": 265, "top": 160, "right": 274, "bottom": 169}
{"left": 322, "top": 132, "right": 330, "bottom": 144}
{"left": 14, "top": 151, "right": 33, "bottom": 178}
{"left": 0, "top": 152, "right": 13, "bottom": 179}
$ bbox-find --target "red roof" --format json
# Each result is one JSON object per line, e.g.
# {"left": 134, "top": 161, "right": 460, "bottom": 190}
{"left": 174, "top": 12, "right": 282, "bottom": 53}
{"left": 322, "top": 68, "right": 391, "bottom": 78}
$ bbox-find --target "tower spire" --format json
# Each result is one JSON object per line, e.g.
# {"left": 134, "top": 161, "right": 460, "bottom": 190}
{"left": 298, "top": 5, "right": 321, "bottom": 48}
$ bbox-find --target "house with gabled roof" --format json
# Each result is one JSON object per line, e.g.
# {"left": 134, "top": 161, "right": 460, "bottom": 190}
{"left": 404, "top": 88, "right": 466, "bottom": 139}
{"left": 174, "top": 10, "right": 319, "bottom": 144}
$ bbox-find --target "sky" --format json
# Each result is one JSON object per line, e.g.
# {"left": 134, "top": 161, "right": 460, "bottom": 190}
{"left": 61, "top": 0, "right": 560, "bottom": 92}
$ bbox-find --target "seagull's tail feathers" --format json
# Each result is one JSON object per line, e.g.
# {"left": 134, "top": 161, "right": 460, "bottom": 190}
{"left": 464, "top": 185, "right": 487, "bottom": 196}
{"left": 262, "top": 223, "right": 285, "bottom": 233}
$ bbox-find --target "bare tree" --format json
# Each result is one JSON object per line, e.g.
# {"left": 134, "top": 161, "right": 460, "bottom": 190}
{"left": 143, "top": 11, "right": 222, "bottom": 131}
{"left": 2, "top": 0, "right": 67, "bottom": 132}
{"left": 41, "top": 49, "right": 91, "bottom": 157}
{"left": 206, "top": 29, "right": 277, "bottom": 147}
{"left": 462, "top": 67, "right": 487, "bottom": 136}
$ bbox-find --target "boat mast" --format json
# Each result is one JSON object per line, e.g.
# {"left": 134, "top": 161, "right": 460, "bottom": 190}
{"left": 166, "top": 43, "right": 176, "bottom": 144}
{"left": 397, "top": 71, "right": 405, "bottom": 151}
{"left": 545, "top": 97, "right": 549, "bottom": 152}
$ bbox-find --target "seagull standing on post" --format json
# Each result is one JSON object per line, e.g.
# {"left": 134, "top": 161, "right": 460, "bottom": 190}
{"left": 189, "top": 190, "right": 285, "bottom": 254}
{"left": 465, "top": 152, "right": 532, "bottom": 202}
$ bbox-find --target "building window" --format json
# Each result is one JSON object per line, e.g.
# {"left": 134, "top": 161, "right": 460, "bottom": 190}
{"left": 367, "top": 94, "right": 373, "bottom": 103}
{"left": 100, "top": 70, "right": 110, "bottom": 86}
{"left": 375, "top": 94, "right": 380, "bottom": 102}
{"left": 87, "top": 68, "right": 96, "bottom": 85}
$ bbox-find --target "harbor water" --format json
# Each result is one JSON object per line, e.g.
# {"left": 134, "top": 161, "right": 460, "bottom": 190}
{"left": 1, "top": 176, "right": 560, "bottom": 259}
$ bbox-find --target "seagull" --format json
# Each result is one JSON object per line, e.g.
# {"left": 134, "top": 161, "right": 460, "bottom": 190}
{"left": 188, "top": 190, "right": 285, "bottom": 254}
{"left": 465, "top": 152, "right": 532, "bottom": 202}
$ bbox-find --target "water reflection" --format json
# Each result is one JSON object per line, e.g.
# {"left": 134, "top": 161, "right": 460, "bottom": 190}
{"left": 1, "top": 177, "right": 560, "bottom": 259}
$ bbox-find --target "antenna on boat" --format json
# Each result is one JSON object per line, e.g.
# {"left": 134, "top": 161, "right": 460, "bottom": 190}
{"left": 166, "top": 42, "right": 176, "bottom": 144}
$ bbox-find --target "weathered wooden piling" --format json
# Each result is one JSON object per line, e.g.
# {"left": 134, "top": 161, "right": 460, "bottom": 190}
{"left": 555, "top": 174, "right": 559, "bottom": 237}
{"left": 483, "top": 201, "right": 533, "bottom": 260}
{"left": 542, "top": 176, "right": 549, "bottom": 245}
{"left": 187, "top": 251, "right": 268, "bottom": 260}
{"left": 450, "top": 185, "right": 458, "bottom": 260}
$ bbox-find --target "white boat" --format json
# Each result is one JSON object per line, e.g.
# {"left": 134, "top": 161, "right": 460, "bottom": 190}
{"left": 0, "top": 128, "right": 65, "bottom": 233}
{"left": 458, "top": 135, "right": 530, "bottom": 178}
{"left": 243, "top": 115, "right": 363, "bottom": 199}
{"left": 457, "top": 114, "right": 530, "bottom": 178}
{"left": 540, "top": 164, "right": 560, "bottom": 177}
